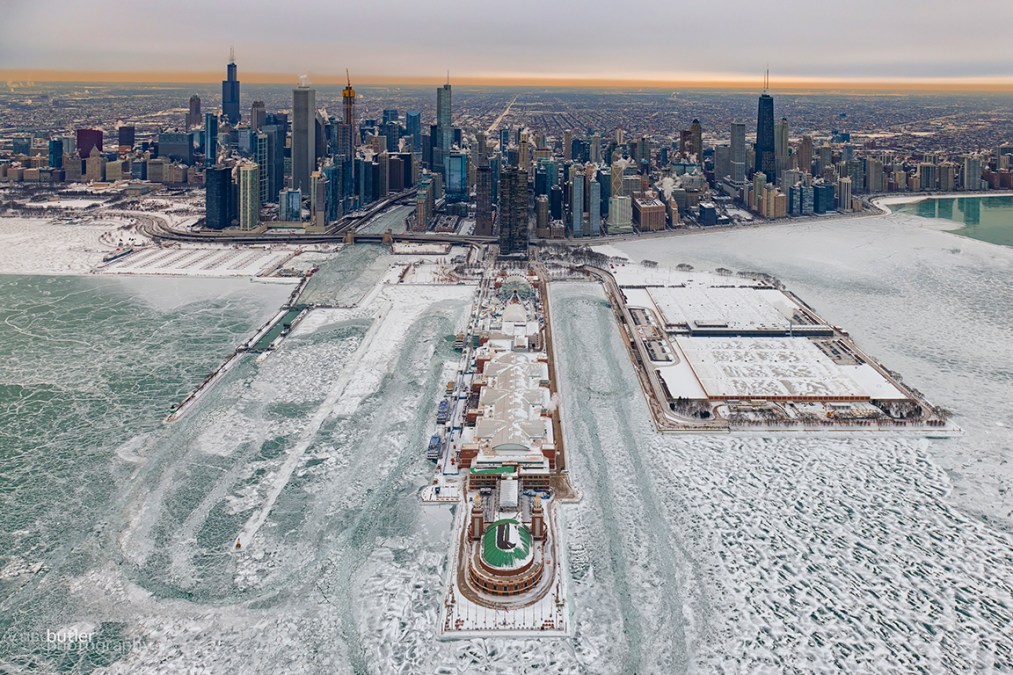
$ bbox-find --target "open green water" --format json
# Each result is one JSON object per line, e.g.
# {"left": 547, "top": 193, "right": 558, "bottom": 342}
{"left": 0, "top": 275, "right": 288, "bottom": 672}
{"left": 895, "top": 195, "right": 1013, "bottom": 246}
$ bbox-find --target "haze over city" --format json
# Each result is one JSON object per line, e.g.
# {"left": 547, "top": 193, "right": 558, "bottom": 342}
{"left": 3, "top": 0, "right": 1013, "bottom": 87}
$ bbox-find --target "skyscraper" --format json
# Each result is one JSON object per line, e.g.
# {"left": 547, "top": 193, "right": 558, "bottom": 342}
{"left": 588, "top": 179, "right": 601, "bottom": 235}
{"left": 798, "top": 135, "right": 814, "bottom": 175}
{"left": 476, "top": 130, "right": 488, "bottom": 167}
{"left": 205, "top": 166, "right": 233, "bottom": 229}
{"left": 730, "top": 122, "right": 747, "bottom": 183}
{"left": 475, "top": 164, "right": 493, "bottom": 236}
{"left": 186, "top": 94, "right": 202, "bottom": 130}
{"left": 254, "top": 131, "right": 269, "bottom": 205}
{"left": 689, "top": 119, "right": 703, "bottom": 159}
{"left": 292, "top": 77, "right": 317, "bottom": 193}
{"left": 117, "top": 126, "right": 135, "bottom": 151}
{"left": 204, "top": 113, "right": 219, "bottom": 167}
{"left": 518, "top": 136, "right": 531, "bottom": 172}
{"left": 237, "top": 162, "right": 260, "bottom": 230}
{"left": 342, "top": 71, "right": 356, "bottom": 126}
{"left": 570, "top": 173, "right": 584, "bottom": 237}
{"left": 963, "top": 155, "right": 983, "bottom": 190}
{"left": 250, "top": 100, "right": 266, "bottom": 131}
{"left": 76, "top": 129, "right": 102, "bottom": 159}
{"left": 435, "top": 80, "right": 453, "bottom": 173}
{"left": 837, "top": 176, "right": 853, "bottom": 212}
{"left": 261, "top": 123, "right": 285, "bottom": 201}
{"left": 774, "top": 117, "right": 789, "bottom": 182}
{"left": 48, "top": 138, "right": 63, "bottom": 168}
{"left": 406, "top": 110, "right": 421, "bottom": 152}
{"left": 158, "top": 132, "right": 193, "bottom": 164}
{"left": 445, "top": 151, "right": 468, "bottom": 202}
{"left": 754, "top": 72, "right": 776, "bottom": 180}
{"left": 498, "top": 166, "right": 529, "bottom": 255}
{"left": 222, "top": 49, "right": 241, "bottom": 125}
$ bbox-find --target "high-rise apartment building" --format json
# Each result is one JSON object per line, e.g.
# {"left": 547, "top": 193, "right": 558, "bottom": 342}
{"left": 837, "top": 176, "right": 853, "bottom": 212}
{"left": 237, "top": 162, "right": 260, "bottom": 230}
{"left": 588, "top": 180, "right": 601, "bottom": 235}
{"left": 204, "top": 113, "right": 218, "bottom": 167}
{"left": 774, "top": 117, "right": 789, "bottom": 181}
{"left": 205, "top": 166, "right": 233, "bottom": 229}
{"left": 963, "top": 155, "right": 983, "bottom": 190}
{"left": 570, "top": 173, "right": 584, "bottom": 237}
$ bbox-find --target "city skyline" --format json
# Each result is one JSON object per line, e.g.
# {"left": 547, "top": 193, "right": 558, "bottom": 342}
{"left": 3, "top": 0, "right": 1013, "bottom": 89}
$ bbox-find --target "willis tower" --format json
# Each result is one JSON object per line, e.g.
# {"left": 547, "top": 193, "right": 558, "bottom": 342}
{"left": 754, "top": 70, "right": 775, "bottom": 180}
{"left": 222, "top": 48, "right": 241, "bottom": 125}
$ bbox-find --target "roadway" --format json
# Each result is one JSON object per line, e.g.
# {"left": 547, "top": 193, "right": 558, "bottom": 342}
{"left": 487, "top": 95, "right": 518, "bottom": 134}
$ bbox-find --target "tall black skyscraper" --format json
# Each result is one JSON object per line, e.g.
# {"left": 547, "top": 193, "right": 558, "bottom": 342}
{"left": 754, "top": 72, "right": 775, "bottom": 180}
{"left": 498, "top": 166, "right": 529, "bottom": 255}
{"left": 205, "top": 166, "right": 233, "bottom": 230}
{"left": 222, "top": 49, "right": 241, "bottom": 125}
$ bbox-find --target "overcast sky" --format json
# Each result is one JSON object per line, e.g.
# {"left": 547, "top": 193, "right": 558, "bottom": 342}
{"left": 2, "top": 0, "right": 1012, "bottom": 83}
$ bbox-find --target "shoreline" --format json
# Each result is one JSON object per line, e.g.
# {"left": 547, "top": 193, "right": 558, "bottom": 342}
{"left": 872, "top": 190, "right": 1013, "bottom": 213}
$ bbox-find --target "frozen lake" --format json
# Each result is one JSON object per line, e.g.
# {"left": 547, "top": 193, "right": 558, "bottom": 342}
{"left": 1, "top": 216, "right": 1011, "bottom": 672}
{"left": 607, "top": 210, "right": 1013, "bottom": 530}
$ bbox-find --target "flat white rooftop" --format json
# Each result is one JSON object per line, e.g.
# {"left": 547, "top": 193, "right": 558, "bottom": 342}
{"left": 676, "top": 337, "right": 905, "bottom": 400}
{"left": 646, "top": 285, "right": 802, "bottom": 331}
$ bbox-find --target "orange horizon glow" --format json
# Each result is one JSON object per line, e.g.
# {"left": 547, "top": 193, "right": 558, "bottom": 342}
{"left": 4, "top": 69, "right": 1013, "bottom": 93}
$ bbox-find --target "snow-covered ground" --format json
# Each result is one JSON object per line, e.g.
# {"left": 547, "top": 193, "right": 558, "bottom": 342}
{"left": 16, "top": 198, "right": 108, "bottom": 209}
{"left": 0, "top": 216, "right": 306, "bottom": 279}
{"left": 0, "top": 216, "right": 139, "bottom": 275}
{"left": 100, "top": 245, "right": 295, "bottom": 277}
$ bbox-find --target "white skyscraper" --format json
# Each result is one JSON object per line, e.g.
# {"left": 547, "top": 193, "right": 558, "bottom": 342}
{"left": 292, "top": 77, "right": 316, "bottom": 193}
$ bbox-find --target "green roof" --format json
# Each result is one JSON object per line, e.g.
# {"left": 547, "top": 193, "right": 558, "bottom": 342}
{"left": 470, "top": 465, "right": 517, "bottom": 475}
{"left": 481, "top": 519, "right": 532, "bottom": 569}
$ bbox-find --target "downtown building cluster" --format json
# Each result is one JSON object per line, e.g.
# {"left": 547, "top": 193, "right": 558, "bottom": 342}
{"left": 5, "top": 63, "right": 1013, "bottom": 241}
